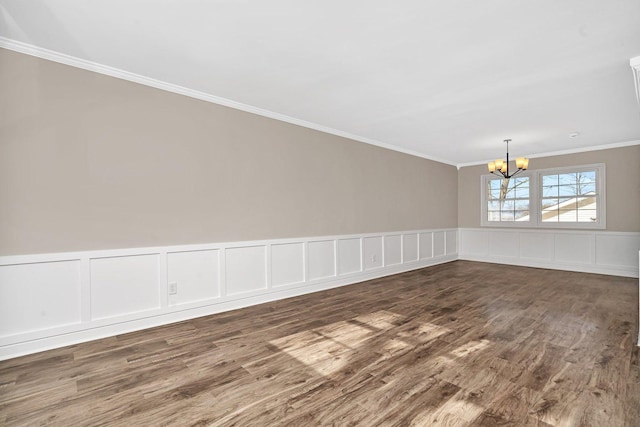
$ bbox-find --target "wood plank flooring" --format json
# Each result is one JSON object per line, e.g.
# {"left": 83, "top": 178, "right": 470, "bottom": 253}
{"left": 0, "top": 260, "right": 638, "bottom": 426}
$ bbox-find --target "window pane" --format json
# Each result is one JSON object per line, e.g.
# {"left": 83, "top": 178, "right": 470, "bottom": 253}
{"left": 558, "top": 210, "right": 578, "bottom": 222}
{"left": 514, "top": 211, "right": 530, "bottom": 221}
{"left": 542, "top": 213, "right": 559, "bottom": 222}
{"left": 489, "top": 179, "right": 502, "bottom": 190}
{"left": 514, "top": 199, "right": 529, "bottom": 210}
{"left": 487, "top": 201, "right": 501, "bottom": 211}
{"left": 542, "top": 185, "right": 558, "bottom": 197}
{"left": 541, "top": 198, "right": 558, "bottom": 209}
{"left": 500, "top": 211, "right": 515, "bottom": 221}
{"left": 558, "top": 173, "right": 577, "bottom": 185}
{"left": 513, "top": 177, "right": 529, "bottom": 188}
{"left": 502, "top": 200, "right": 515, "bottom": 210}
{"left": 558, "top": 185, "right": 577, "bottom": 197}
{"left": 515, "top": 186, "right": 529, "bottom": 198}
{"left": 577, "top": 210, "right": 597, "bottom": 222}
{"left": 578, "top": 182, "right": 596, "bottom": 195}
{"left": 487, "top": 181, "right": 495, "bottom": 199}
{"left": 542, "top": 175, "right": 558, "bottom": 186}
{"left": 579, "top": 171, "right": 596, "bottom": 184}
{"left": 557, "top": 197, "right": 574, "bottom": 208}
{"left": 502, "top": 183, "right": 515, "bottom": 198}
{"left": 577, "top": 196, "right": 596, "bottom": 208}
{"left": 488, "top": 187, "right": 501, "bottom": 199}
{"left": 488, "top": 179, "right": 511, "bottom": 199}
{"left": 488, "top": 211, "right": 501, "bottom": 221}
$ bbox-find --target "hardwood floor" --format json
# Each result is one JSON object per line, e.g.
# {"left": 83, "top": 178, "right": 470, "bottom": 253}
{"left": 1, "top": 260, "right": 638, "bottom": 426}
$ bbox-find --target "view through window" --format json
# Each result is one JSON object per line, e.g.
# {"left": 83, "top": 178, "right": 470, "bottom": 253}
{"left": 487, "top": 177, "right": 530, "bottom": 222}
{"left": 541, "top": 171, "right": 597, "bottom": 223}
{"left": 482, "top": 164, "right": 604, "bottom": 228}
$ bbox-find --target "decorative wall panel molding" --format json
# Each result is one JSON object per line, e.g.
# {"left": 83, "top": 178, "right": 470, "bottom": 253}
{"left": 459, "top": 228, "right": 640, "bottom": 278}
{"left": 167, "top": 249, "right": 221, "bottom": 306}
{"left": 0, "top": 229, "right": 458, "bottom": 360}
{"left": 383, "top": 235, "right": 402, "bottom": 266}
{"left": 0, "top": 261, "right": 82, "bottom": 337}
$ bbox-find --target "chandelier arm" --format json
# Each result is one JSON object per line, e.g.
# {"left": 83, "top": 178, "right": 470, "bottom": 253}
{"left": 490, "top": 168, "right": 526, "bottom": 179}
{"left": 510, "top": 168, "right": 525, "bottom": 178}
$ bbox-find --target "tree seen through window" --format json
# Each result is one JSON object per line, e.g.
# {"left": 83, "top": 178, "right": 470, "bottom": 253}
{"left": 487, "top": 177, "right": 530, "bottom": 222}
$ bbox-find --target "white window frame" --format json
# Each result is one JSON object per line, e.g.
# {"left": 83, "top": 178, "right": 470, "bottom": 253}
{"left": 481, "top": 163, "right": 606, "bottom": 229}
{"left": 481, "top": 171, "right": 535, "bottom": 227}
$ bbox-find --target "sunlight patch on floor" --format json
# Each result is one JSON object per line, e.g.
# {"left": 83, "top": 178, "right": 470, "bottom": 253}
{"left": 450, "top": 339, "right": 491, "bottom": 358}
{"left": 397, "top": 322, "right": 451, "bottom": 344}
{"left": 269, "top": 310, "right": 403, "bottom": 375}
{"left": 269, "top": 311, "right": 480, "bottom": 377}
{"left": 318, "top": 321, "right": 376, "bottom": 348}
{"left": 377, "top": 338, "right": 411, "bottom": 359}
{"left": 411, "top": 393, "right": 485, "bottom": 425}
{"left": 354, "top": 310, "right": 405, "bottom": 330}
{"left": 428, "top": 354, "right": 456, "bottom": 372}
{"left": 269, "top": 329, "right": 352, "bottom": 376}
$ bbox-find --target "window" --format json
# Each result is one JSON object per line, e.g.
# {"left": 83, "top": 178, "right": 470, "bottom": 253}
{"left": 540, "top": 170, "right": 598, "bottom": 224}
{"left": 481, "top": 164, "right": 605, "bottom": 229}
{"left": 487, "top": 177, "right": 530, "bottom": 222}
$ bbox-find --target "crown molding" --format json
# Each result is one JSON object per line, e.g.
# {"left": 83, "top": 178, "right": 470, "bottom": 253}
{"left": 0, "top": 37, "right": 457, "bottom": 167}
{"left": 3, "top": 37, "right": 636, "bottom": 169}
{"left": 456, "top": 139, "right": 640, "bottom": 168}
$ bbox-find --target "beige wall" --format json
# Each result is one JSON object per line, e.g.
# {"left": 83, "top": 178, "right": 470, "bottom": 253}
{"left": 458, "top": 144, "right": 640, "bottom": 231}
{"left": 0, "top": 48, "right": 458, "bottom": 256}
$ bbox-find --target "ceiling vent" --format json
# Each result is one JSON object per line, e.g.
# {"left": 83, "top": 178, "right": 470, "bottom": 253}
{"left": 632, "top": 56, "right": 640, "bottom": 107}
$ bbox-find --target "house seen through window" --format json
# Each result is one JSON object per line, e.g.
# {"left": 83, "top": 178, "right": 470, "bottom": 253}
{"left": 540, "top": 171, "right": 597, "bottom": 223}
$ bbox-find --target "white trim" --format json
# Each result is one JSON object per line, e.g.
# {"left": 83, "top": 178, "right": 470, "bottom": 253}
{"left": 0, "top": 37, "right": 455, "bottom": 167}
{"left": 2, "top": 227, "right": 638, "bottom": 359}
{"left": 457, "top": 139, "right": 640, "bottom": 168}
{"left": 460, "top": 253, "right": 637, "bottom": 278}
{"left": 2, "top": 37, "right": 637, "bottom": 169}
{"left": 0, "top": 228, "right": 457, "bottom": 360}
{"left": 0, "top": 255, "right": 456, "bottom": 360}
{"left": 459, "top": 228, "right": 639, "bottom": 278}
{"left": 0, "top": 229, "right": 448, "bottom": 267}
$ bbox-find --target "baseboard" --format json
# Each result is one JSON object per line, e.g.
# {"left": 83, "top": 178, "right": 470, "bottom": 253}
{"left": 458, "top": 253, "right": 638, "bottom": 278}
{"left": 0, "top": 229, "right": 458, "bottom": 360}
{"left": 459, "top": 228, "right": 639, "bottom": 279}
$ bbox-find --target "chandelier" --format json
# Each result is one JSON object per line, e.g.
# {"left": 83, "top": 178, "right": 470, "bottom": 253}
{"left": 487, "top": 139, "right": 529, "bottom": 179}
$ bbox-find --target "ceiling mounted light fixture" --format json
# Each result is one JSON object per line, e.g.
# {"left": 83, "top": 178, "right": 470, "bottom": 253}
{"left": 487, "top": 139, "right": 529, "bottom": 179}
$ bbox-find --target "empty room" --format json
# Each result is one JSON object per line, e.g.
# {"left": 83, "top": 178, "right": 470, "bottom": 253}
{"left": 1, "top": 1, "right": 640, "bottom": 426}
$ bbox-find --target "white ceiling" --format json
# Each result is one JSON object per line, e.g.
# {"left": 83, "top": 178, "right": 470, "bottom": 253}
{"left": 1, "top": 0, "right": 640, "bottom": 166}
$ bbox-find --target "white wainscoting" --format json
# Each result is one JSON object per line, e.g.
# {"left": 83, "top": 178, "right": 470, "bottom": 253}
{"left": 0, "top": 228, "right": 458, "bottom": 360}
{"left": 459, "top": 228, "right": 640, "bottom": 278}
